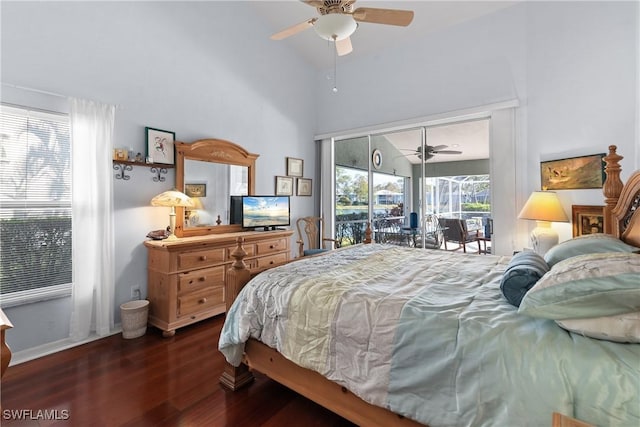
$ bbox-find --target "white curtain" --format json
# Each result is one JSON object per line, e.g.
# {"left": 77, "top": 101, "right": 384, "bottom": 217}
{"left": 69, "top": 98, "right": 116, "bottom": 341}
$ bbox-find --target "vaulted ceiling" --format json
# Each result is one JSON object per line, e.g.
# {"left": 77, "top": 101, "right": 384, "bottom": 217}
{"left": 249, "top": 1, "right": 519, "bottom": 69}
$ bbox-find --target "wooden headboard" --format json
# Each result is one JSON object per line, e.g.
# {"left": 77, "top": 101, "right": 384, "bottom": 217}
{"left": 602, "top": 145, "right": 640, "bottom": 247}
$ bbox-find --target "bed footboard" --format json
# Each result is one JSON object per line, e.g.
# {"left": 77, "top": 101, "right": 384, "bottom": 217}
{"left": 219, "top": 226, "right": 373, "bottom": 391}
{"left": 243, "top": 338, "right": 424, "bottom": 427}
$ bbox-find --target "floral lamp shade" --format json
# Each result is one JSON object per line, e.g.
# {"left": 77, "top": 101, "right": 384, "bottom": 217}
{"left": 151, "top": 190, "right": 194, "bottom": 240}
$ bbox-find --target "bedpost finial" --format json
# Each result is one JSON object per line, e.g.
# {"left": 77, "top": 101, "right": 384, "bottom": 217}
{"left": 602, "top": 145, "right": 624, "bottom": 235}
{"left": 230, "top": 237, "right": 248, "bottom": 270}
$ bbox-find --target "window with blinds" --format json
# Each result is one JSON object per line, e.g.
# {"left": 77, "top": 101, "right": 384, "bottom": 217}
{"left": 0, "top": 104, "right": 72, "bottom": 306}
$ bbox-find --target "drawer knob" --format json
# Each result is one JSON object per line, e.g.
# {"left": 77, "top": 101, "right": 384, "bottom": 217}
{"left": 270, "top": 261, "right": 274, "bottom": 265}
{"left": 200, "top": 255, "right": 207, "bottom": 261}
{"left": 269, "top": 245, "right": 274, "bottom": 249}
{"left": 199, "top": 277, "right": 205, "bottom": 282}
{"left": 199, "top": 298, "right": 207, "bottom": 304}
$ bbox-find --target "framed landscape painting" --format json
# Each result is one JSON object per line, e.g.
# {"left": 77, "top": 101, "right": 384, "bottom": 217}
{"left": 184, "top": 183, "right": 206, "bottom": 198}
{"left": 540, "top": 153, "right": 605, "bottom": 190}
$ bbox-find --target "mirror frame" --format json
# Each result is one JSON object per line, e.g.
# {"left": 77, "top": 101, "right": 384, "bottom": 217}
{"left": 175, "top": 138, "right": 258, "bottom": 237}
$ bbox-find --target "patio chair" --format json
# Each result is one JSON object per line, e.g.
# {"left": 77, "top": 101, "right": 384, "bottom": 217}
{"left": 438, "top": 217, "right": 480, "bottom": 253}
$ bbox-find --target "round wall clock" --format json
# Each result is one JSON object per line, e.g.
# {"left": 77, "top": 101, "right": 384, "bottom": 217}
{"left": 372, "top": 149, "right": 382, "bottom": 169}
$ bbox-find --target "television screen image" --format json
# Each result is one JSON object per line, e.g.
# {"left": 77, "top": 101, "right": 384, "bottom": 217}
{"left": 242, "top": 196, "right": 290, "bottom": 230}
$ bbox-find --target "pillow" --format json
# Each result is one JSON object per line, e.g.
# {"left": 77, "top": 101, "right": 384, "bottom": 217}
{"left": 518, "top": 252, "right": 640, "bottom": 320}
{"left": 556, "top": 312, "right": 640, "bottom": 343}
{"left": 500, "top": 251, "right": 549, "bottom": 307}
{"left": 544, "top": 233, "right": 639, "bottom": 267}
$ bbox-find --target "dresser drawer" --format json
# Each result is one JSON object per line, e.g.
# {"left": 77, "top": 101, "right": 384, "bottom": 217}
{"left": 256, "top": 238, "right": 288, "bottom": 255}
{"left": 177, "top": 286, "right": 224, "bottom": 317}
{"left": 256, "top": 252, "right": 288, "bottom": 269}
{"left": 178, "top": 248, "right": 226, "bottom": 270}
{"left": 178, "top": 266, "right": 225, "bottom": 294}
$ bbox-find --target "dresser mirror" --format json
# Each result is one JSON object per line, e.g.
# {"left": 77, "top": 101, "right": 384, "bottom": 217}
{"left": 175, "top": 139, "right": 258, "bottom": 237}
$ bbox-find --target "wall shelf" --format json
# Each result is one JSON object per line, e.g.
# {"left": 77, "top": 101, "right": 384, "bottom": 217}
{"left": 112, "top": 161, "right": 174, "bottom": 182}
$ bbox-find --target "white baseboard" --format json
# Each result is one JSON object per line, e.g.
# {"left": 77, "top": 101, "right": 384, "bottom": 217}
{"left": 10, "top": 325, "right": 122, "bottom": 366}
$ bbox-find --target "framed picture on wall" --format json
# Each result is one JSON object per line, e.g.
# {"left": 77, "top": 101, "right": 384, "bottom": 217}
{"left": 184, "top": 183, "right": 207, "bottom": 198}
{"left": 286, "top": 157, "right": 303, "bottom": 177}
{"left": 297, "top": 178, "right": 312, "bottom": 196}
{"left": 146, "top": 127, "right": 175, "bottom": 165}
{"left": 275, "top": 176, "right": 294, "bottom": 196}
{"left": 540, "top": 153, "right": 605, "bottom": 190}
{"left": 572, "top": 205, "right": 604, "bottom": 237}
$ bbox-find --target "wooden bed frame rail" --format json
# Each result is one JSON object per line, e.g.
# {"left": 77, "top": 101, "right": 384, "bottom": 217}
{"left": 219, "top": 145, "right": 640, "bottom": 427}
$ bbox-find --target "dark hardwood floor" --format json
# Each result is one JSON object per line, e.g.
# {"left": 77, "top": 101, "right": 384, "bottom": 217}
{"left": 1, "top": 315, "right": 356, "bottom": 426}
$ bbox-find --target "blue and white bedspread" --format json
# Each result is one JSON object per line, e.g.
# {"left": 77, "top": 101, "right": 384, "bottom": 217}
{"left": 219, "top": 244, "right": 640, "bottom": 427}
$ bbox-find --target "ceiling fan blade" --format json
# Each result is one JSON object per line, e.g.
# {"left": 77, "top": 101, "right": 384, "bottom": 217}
{"left": 352, "top": 7, "right": 414, "bottom": 26}
{"left": 301, "top": 0, "right": 324, "bottom": 8}
{"left": 335, "top": 36, "right": 353, "bottom": 56}
{"left": 270, "top": 18, "right": 317, "bottom": 40}
{"left": 430, "top": 145, "right": 448, "bottom": 151}
{"left": 433, "top": 150, "right": 463, "bottom": 155}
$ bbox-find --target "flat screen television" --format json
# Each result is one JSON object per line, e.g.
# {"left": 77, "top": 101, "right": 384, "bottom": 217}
{"left": 241, "top": 195, "right": 290, "bottom": 231}
{"left": 230, "top": 196, "right": 243, "bottom": 225}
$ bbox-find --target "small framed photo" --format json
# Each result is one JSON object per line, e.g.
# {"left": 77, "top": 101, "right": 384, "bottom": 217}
{"left": 184, "top": 183, "right": 206, "bottom": 198}
{"left": 297, "top": 178, "right": 312, "bottom": 196}
{"left": 572, "top": 205, "right": 604, "bottom": 237}
{"left": 275, "top": 176, "right": 294, "bottom": 196}
{"left": 146, "top": 127, "right": 175, "bottom": 165}
{"left": 286, "top": 157, "right": 303, "bottom": 177}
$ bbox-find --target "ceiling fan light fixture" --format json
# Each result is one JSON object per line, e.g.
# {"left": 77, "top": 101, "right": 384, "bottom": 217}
{"left": 313, "top": 14, "right": 357, "bottom": 41}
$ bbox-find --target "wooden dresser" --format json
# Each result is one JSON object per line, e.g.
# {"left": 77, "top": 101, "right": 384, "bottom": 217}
{"left": 144, "top": 229, "right": 293, "bottom": 337}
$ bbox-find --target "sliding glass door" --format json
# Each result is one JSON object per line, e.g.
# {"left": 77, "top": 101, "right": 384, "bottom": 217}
{"left": 331, "top": 118, "right": 491, "bottom": 250}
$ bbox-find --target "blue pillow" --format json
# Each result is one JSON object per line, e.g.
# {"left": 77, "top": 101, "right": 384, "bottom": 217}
{"left": 544, "top": 233, "right": 639, "bottom": 267}
{"left": 500, "top": 251, "right": 550, "bottom": 307}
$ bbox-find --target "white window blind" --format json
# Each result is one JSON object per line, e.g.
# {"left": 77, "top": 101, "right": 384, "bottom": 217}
{"left": 0, "top": 104, "right": 72, "bottom": 304}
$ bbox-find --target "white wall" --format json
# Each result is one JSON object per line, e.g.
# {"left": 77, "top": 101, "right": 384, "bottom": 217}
{"left": 525, "top": 1, "right": 638, "bottom": 241}
{"left": 1, "top": 1, "right": 317, "bottom": 356}
{"left": 314, "top": 1, "right": 638, "bottom": 250}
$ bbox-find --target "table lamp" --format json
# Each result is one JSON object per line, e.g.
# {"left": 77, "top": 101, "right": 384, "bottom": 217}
{"left": 518, "top": 191, "right": 569, "bottom": 255}
{"left": 151, "top": 190, "right": 194, "bottom": 240}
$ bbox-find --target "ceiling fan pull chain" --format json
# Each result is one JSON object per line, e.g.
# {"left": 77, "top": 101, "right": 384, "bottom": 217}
{"left": 332, "top": 35, "right": 338, "bottom": 93}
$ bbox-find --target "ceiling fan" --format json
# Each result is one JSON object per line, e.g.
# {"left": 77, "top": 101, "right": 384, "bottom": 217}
{"left": 270, "top": 0, "right": 415, "bottom": 56}
{"left": 401, "top": 145, "right": 463, "bottom": 161}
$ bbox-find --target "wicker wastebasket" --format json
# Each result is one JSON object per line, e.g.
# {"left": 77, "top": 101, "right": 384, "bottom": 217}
{"left": 120, "top": 300, "right": 149, "bottom": 339}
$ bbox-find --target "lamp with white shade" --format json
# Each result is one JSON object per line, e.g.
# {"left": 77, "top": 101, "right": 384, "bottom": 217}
{"left": 518, "top": 191, "right": 569, "bottom": 255}
{"left": 151, "top": 190, "right": 194, "bottom": 240}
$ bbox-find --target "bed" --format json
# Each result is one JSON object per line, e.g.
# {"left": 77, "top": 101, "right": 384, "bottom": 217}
{"left": 218, "top": 145, "right": 640, "bottom": 427}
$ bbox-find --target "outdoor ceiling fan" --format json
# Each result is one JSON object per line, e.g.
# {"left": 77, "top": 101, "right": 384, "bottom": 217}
{"left": 401, "top": 145, "right": 463, "bottom": 161}
{"left": 270, "top": 0, "right": 415, "bottom": 56}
